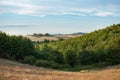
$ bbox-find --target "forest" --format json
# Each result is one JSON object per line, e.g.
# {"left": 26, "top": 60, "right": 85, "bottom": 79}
{"left": 0, "top": 24, "right": 120, "bottom": 71}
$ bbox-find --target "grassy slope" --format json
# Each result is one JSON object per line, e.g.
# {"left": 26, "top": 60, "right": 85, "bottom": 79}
{"left": 26, "top": 34, "right": 82, "bottom": 42}
{"left": 0, "top": 58, "right": 120, "bottom": 80}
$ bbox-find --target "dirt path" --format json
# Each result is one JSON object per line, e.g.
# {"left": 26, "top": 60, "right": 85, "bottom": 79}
{"left": 0, "top": 58, "right": 120, "bottom": 80}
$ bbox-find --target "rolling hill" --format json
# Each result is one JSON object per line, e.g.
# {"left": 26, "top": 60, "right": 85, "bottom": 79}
{"left": 26, "top": 33, "right": 84, "bottom": 42}
{"left": 0, "top": 58, "right": 120, "bottom": 80}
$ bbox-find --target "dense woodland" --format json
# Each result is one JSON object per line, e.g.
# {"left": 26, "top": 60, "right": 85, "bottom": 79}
{"left": 0, "top": 24, "right": 120, "bottom": 71}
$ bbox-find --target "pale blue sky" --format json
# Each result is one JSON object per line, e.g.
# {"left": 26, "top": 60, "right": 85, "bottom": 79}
{"left": 0, "top": 0, "right": 120, "bottom": 35}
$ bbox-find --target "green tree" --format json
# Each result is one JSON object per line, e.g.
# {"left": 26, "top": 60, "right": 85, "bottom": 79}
{"left": 65, "top": 50, "right": 77, "bottom": 67}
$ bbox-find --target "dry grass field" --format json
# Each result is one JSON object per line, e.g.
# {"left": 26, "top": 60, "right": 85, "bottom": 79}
{"left": 26, "top": 34, "right": 82, "bottom": 42}
{"left": 0, "top": 58, "right": 120, "bottom": 80}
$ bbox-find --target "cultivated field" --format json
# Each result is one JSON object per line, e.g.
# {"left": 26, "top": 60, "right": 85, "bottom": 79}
{"left": 26, "top": 34, "right": 82, "bottom": 42}
{"left": 0, "top": 58, "right": 120, "bottom": 80}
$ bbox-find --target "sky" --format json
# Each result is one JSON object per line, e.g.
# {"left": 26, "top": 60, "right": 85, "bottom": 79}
{"left": 0, "top": 0, "right": 120, "bottom": 35}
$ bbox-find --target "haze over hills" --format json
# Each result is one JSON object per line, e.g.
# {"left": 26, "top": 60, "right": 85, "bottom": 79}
{"left": 0, "top": 24, "right": 89, "bottom": 36}
{"left": 72, "top": 32, "right": 87, "bottom": 35}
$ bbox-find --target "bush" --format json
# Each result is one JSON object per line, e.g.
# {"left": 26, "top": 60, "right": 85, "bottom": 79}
{"left": 92, "top": 62, "right": 111, "bottom": 68}
{"left": 35, "top": 60, "right": 52, "bottom": 68}
{"left": 50, "top": 62, "right": 59, "bottom": 69}
{"left": 65, "top": 50, "right": 77, "bottom": 67}
{"left": 23, "top": 56, "right": 36, "bottom": 65}
{"left": 35, "top": 60, "right": 61, "bottom": 69}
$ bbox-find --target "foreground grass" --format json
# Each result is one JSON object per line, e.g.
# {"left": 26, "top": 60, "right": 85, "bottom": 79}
{"left": 0, "top": 58, "right": 120, "bottom": 80}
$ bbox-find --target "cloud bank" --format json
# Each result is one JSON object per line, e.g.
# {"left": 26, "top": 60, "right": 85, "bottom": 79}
{"left": 0, "top": 0, "right": 120, "bottom": 17}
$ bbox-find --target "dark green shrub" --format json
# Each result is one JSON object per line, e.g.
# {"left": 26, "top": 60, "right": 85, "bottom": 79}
{"left": 35, "top": 60, "right": 52, "bottom": 68}
{"left": 23, "top": 56, "right": 36, "bottom": 65}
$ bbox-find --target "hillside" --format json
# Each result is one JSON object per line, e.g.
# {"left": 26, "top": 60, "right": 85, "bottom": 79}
{"left": 26, "top": 34, "right": 83, "bottom": 42}
{"left": 36, "top": 24, "right": 120, "bottom": 67}
{"left": 0, "top": 58, "right": 120, "bottom": 80}
{"left": 0, "top": 24, "right": 120, "bottom": 72}
{"left": 26, "top": 35, "right": 59, "bottom": 42}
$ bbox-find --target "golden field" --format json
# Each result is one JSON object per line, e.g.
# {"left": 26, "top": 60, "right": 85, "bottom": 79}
{"left": 0, "top": 58, "right": 120, "bottom": 80}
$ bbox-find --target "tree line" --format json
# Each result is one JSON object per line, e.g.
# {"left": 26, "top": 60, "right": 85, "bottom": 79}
{"left": 0, "top": 32, "right": 35, "bottom": 61}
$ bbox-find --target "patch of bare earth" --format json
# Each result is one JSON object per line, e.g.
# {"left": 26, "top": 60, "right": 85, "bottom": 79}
{"left": 0, "top": 58, "right": 120, "bottom": 80}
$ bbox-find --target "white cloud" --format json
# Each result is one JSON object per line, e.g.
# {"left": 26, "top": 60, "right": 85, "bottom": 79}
{"left": 0, "top": 0, "right": 120, "bottom": 17}
{"left": 0, "top": 0, "right": 92, "bottom": 16}
{"left": 94, "top": 11, "right": 114, "bottom": 16}
{"left": 0, "top": 0, "right": 49, "bottom": 10}
{"left": 0, "top": 0, "right": 50, "bottom": 16}
{"left": 73, "top": 8, "right": 96, "bottom": 13}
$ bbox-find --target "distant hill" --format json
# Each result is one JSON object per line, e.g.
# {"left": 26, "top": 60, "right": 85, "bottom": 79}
{"left": 26, "top": 35, "right": 59, "bottom": 42}
{"left": 26, "top": 33, "right": 84, "bottom": 42}
{"left": 72, "top": 32, "right": 87, "bottom": 35}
